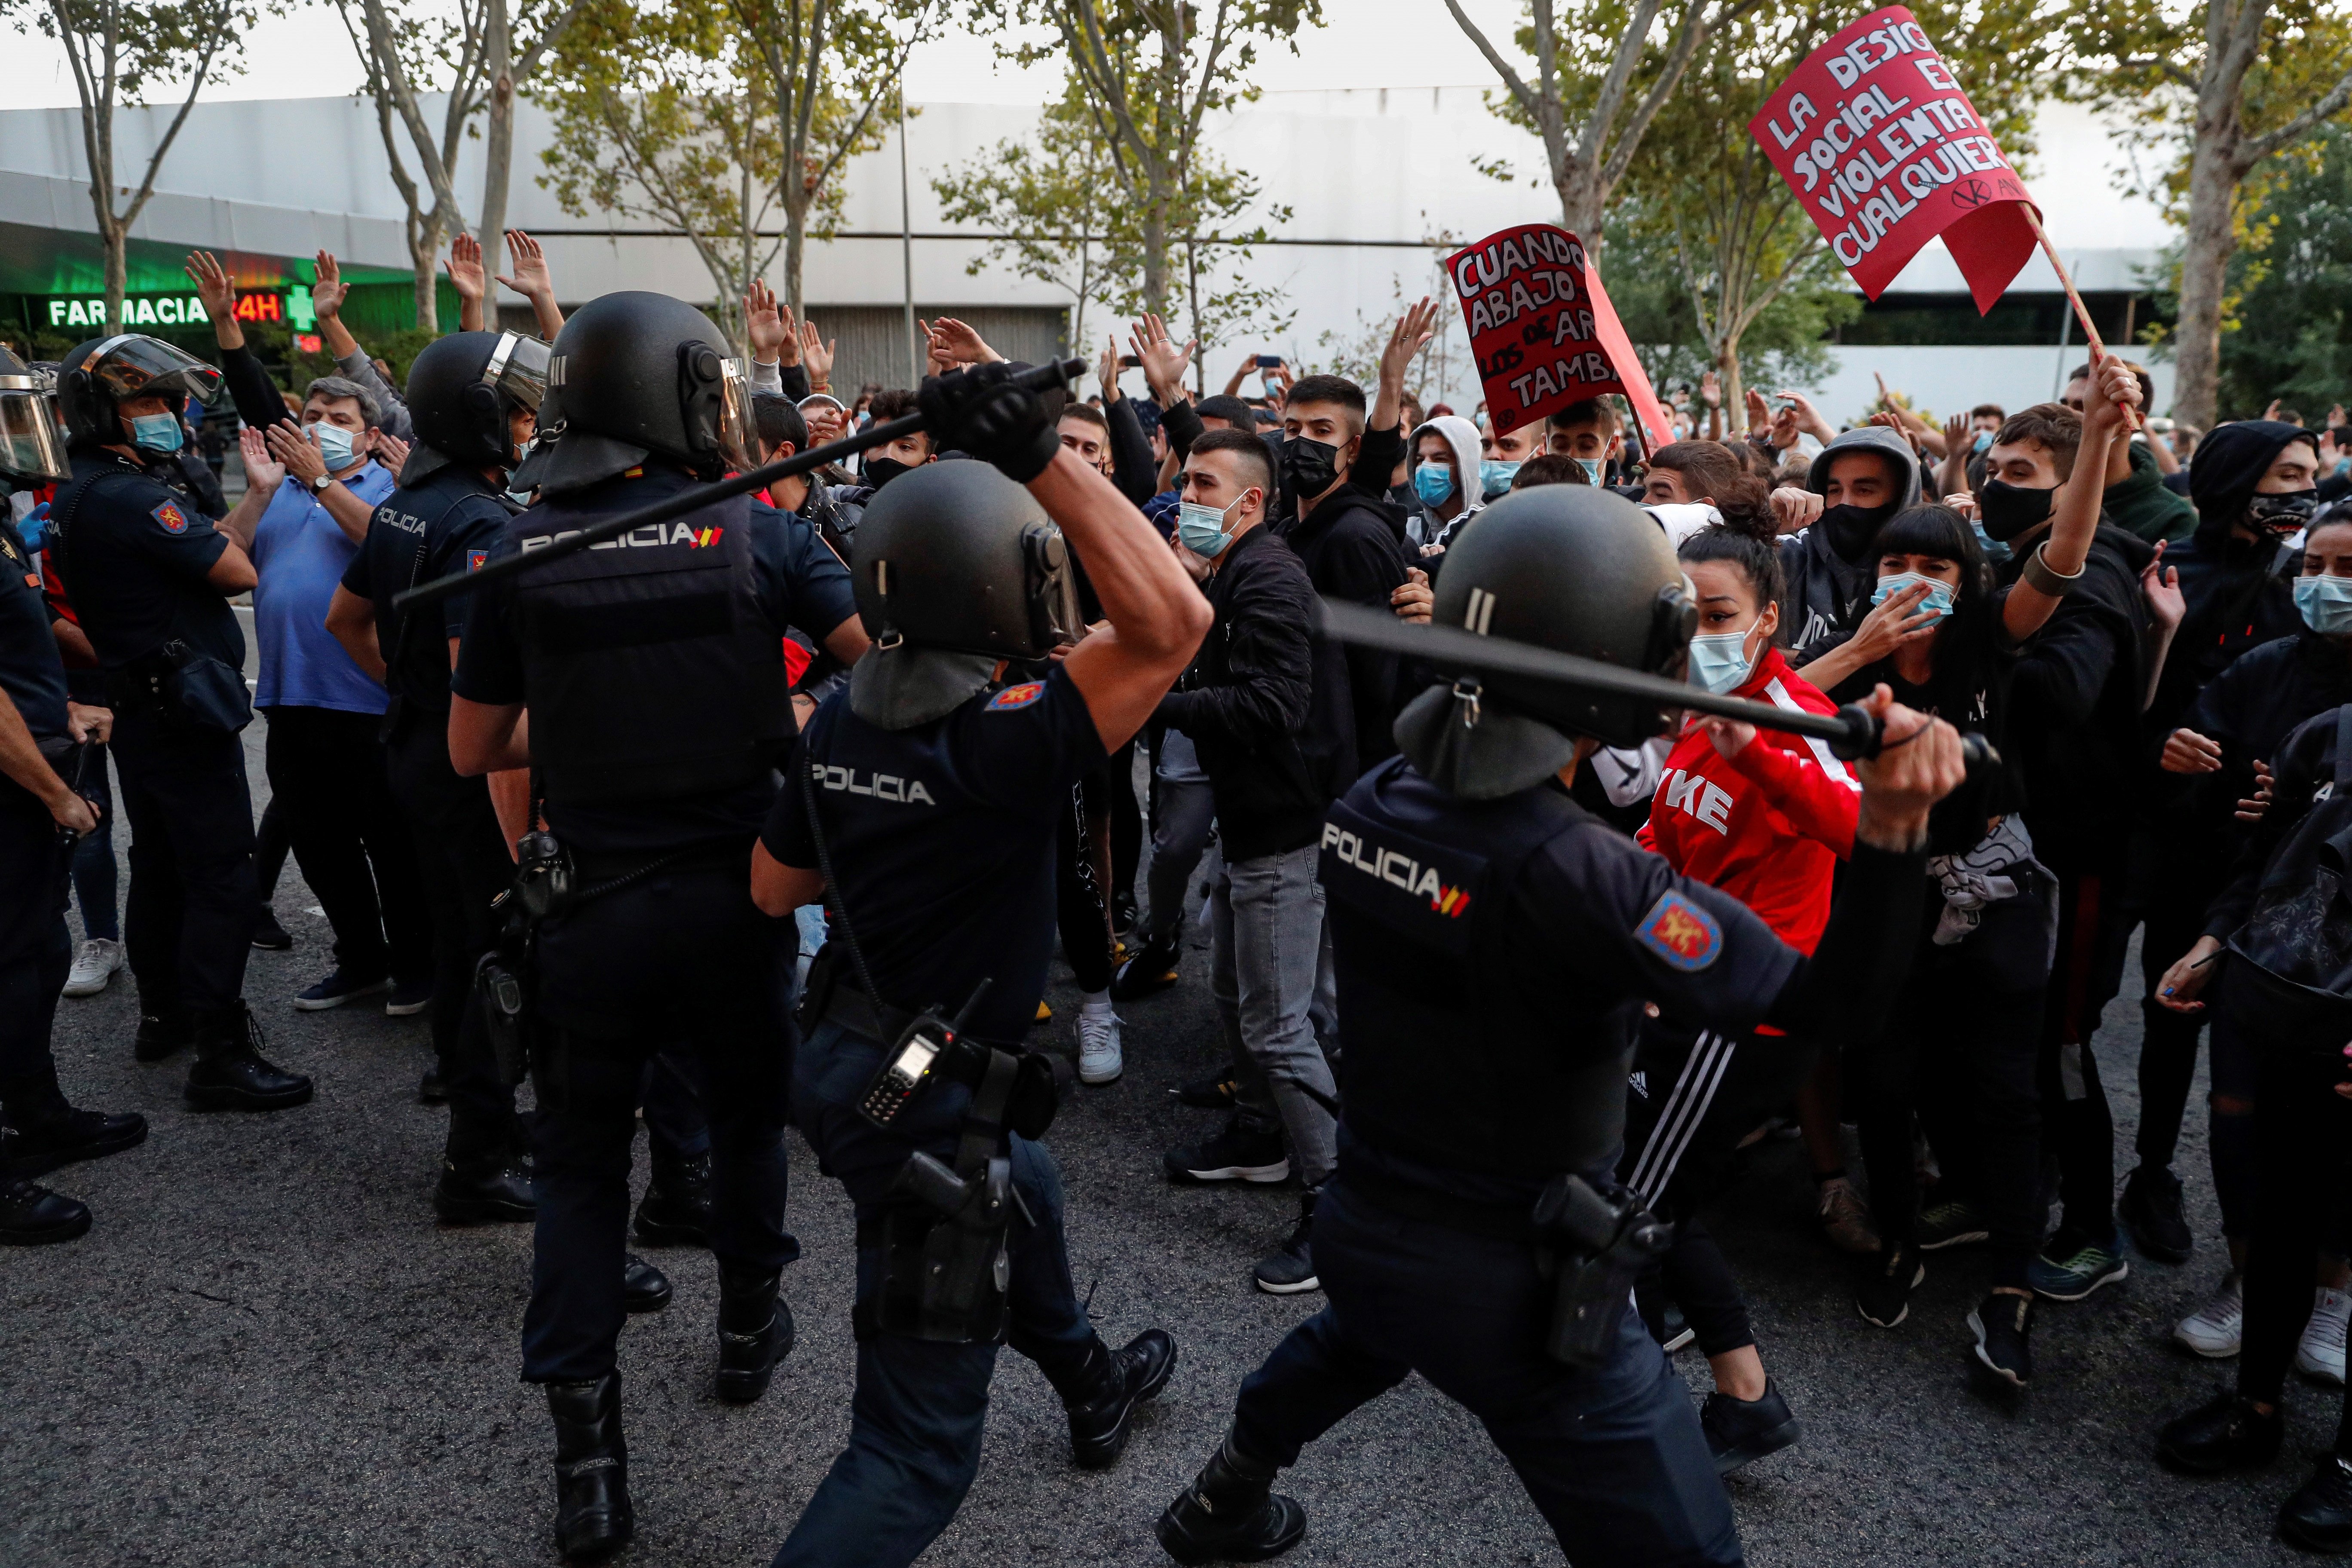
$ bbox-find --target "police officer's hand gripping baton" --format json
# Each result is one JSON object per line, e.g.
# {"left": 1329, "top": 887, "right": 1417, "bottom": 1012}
{"left": 393, "top": 357, "right": 1090, "bottom": 615}
{"left": 1314, "top": 598, "right": 2000, "bottom": 766}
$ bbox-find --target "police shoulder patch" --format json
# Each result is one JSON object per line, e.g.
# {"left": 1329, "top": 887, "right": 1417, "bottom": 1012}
{"left": 986, "top": 682, "right": 1044, "bottom": 712}
{"left": 151, "top": 501, "right": 189, "bottom": 535}
{"left": 466, "top": 548, "right": 490, "bottom": 573}
{"left": 1635, "top": 889, "right": 1721, "bottom": 971}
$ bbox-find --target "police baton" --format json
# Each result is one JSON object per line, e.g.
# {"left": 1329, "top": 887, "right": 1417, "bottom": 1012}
{"left": 393, "top": 356, "right": 1089, "bottom": 614}
{"left": 1314, "top": 597, "right": 1999, "bottom": 766}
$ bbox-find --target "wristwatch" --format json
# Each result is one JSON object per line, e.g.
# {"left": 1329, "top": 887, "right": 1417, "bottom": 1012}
{"left": 309, "top": 473, "right": 333, "bottom": 494}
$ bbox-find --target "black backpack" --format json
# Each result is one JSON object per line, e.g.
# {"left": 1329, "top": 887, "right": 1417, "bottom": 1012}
{"left": 2226, "top": 703, "right": 2352, "bottom": 1043}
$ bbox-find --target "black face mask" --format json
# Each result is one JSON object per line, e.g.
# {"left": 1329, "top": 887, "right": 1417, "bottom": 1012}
{"left": 1819, "top": 499, "right": 1899, "bottom": 560}
{"left": 1977, "top": 478, "right": 2055, "bottom": 542}
{"left": 1283, "top": 434, "right": 1342, "bottom": 501}
{"left": 2248, "top": 487, "right": 2320, "bottom": 533}
{"left": 864, "top": 456, "right": 914, "bottom": 492}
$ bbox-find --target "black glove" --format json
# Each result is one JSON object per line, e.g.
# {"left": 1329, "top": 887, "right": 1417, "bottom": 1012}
{"left": 918, "top": 363, "right": 1062, "bottom": 483}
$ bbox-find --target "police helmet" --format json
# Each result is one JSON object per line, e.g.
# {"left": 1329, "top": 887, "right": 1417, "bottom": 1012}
{"left": 0, "top": 345, "right": 69, "bottom": 485}
{"left": 510, "top": 291, "right": 750, "bottom": 496}
{"left": 851, "top": 459, "right": 1082, "bottom": 660}
{"left": 58, "top": 334, "right": 225, "bottom": 446}
{"left": 1398, "top": 485, "right": 1695, "bottom": 799}
{"left": 401, "top": 329, "right": 551, "bottom": 483}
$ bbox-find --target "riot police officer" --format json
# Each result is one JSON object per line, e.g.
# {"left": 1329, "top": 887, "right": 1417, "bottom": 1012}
{"left": 1150, "top": 487, "right": 1966, "bottom": 1568}
{"left": 325, "top": 328, "right": 548, "bottom": 1220}
{"left": 0, "top": 343, "right": 147, "bottom": 1242}
{"left": 48, "top": 334, "right": 309, "bottom": 1107}
{"left": 746, "top": 364, "right": 1212, "bottom": 1568}
{"left": 446, "top": 291, "right": 865, "bottom": 1562}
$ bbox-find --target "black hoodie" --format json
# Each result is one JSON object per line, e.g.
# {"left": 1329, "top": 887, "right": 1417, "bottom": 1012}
{"left": 1280, "top": 482, "right": 1412, "bottom": 777}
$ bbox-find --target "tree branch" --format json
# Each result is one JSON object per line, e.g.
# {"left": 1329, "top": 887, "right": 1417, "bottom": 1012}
{"left": 2243, "top": 61, "right": 2352, "bottom": 162}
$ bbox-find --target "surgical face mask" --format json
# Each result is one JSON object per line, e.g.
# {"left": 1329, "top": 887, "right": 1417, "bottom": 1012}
{"left": 1871, "top": 570, "right": 1958, "bottom": 620}
{"left": 1575, "top": 457, "right": 1603, "bottom": 486}
{"left": 2250, "top": 487, "right": 2321, "bottom": 533}
{"left": 1976, "top": 478, "right": 2054, "bottom": 542}
{"left": 1412, "top": 462, "right": 1455, "bottom": 508}
{"left": 1177, "top": 490, "right": 1255, "bottom": 560}
{"left": 1480, "top": 458, "right": 1521, "bottom": 497}
{"left": 309, "top": 422, "right": 357, "bottom": 471}
{"left": 129, "top": 412, "right": 184, "bottom": 454}
{"left": 1282, "top": 434, "right": 1341, "bottom": 499}
{"left": 1686, "top": 623, "right": 1765, "bottom": 695}
{"left": 2294, "top": 573, "right": 2352, "bottom": 636}
{"left": 1971, "top": 520, "right": 2012, "bottom": 564}
{"left": 1972, "top": 429, "right": 1995, "bottom": 454}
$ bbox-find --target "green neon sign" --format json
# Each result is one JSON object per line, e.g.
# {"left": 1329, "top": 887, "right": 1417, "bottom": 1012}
{"left": 42, "top": 291, "right": 317, "bottom": 331}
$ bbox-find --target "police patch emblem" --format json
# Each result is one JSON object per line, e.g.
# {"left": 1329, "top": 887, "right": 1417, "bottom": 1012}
{"left": 986, "top": 682, "right": 1044, "bottom": 711}
{"left": 152, "top": 501, "right": 189, "bottom": 535}
{"left": 466, "top": 549, "right": 489, "bottom": 573}
{"left": 1635, "top": 890, "right": 1721, "bottom": 971}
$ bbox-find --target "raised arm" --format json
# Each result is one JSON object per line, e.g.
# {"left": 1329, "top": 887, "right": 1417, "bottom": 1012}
{"left": 2004, "top": 357, "right": 2140, "bottom": 644}
{"left": 496, "top": 230, "right": 565, "bottom": 340}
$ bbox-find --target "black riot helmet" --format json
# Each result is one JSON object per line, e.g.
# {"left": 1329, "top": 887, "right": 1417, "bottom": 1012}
{"left": 401, "top": 329, "right": 551, "bottom": 484}
{"left": 0, "top": 344, "right": 69, "bottom": 487}
{"left": 1399, "top": 484, "right": 1696, "bottom": 799}
{"left": 851, "top": 459, "right": 1083, "bottom": 659}
{"left": 58, "top": 334, "right": 225, "bottom": 446}
{"left": 510, "top": 291, "right": 751, "bottom": 496}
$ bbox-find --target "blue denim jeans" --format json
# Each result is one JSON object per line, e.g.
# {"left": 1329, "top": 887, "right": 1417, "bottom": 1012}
{"left": 1211, "top": 845, "right": 1339, "bottom": 1187}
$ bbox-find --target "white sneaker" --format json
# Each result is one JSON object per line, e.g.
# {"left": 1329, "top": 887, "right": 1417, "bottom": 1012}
{"left": 1077, "top": 1006, "right": 1124, "bottom": 1085}
{"left": 61, "top": 937, "right": 124, "bottom": 998}
{"left": 2174, "top": 1270, "right": 2245, "bottom": 1358}
{"left": 2298, "top": 1286, "right": 2352, "bottom": 1384}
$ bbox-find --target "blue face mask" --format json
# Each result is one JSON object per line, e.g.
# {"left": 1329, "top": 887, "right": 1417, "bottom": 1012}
{"left": 1972, "top": 429, "right": 1995, "bottom": 454}
{"left": 1412, "top": 462, "right": 1455, "bottom": 507}
{"left": 1176, "top": 491, "right": 1253, "bottom": 560}
{"left": 1970, "top": 520, "right": 2012, "bottom": 564}
{"left": 1871, "top": 570, "right": 1958, "bottom": 619}
{"left": 309, "top": 423, "right": 358, "bottom": 471}
{"left": 1479, "top": 459, "right": 1521, "bottom": 496}
{"left": 1686, "top": 627, "right": 1763, "bottom": 695}
{"left": 2294, "top": 574, "right": 2352, "bottom": 636}
{"left": 129, "top": 413, "right": 184, "bottom": 454}
{"left": 1575, "top": 457, "right": 1603, "bottom": 486}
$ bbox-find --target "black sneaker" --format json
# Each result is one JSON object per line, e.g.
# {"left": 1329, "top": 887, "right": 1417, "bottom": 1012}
{"left": 250, "top": 908, "right": 294, "bottom": 951}
{"left": 1914, "top": 1190, "right": 1991, "bottom": 1251}
{"left": 384, "top": 977, "right": 434, "bottom": 1017}
{"left": 2280, "top": 1454, "right": 2352, "bottom": 1553}
{"left": 1856, "top": 1242, "right": 1923, "bottom": 1329}
{"left": 292, "top": 970, "right": 390, "bottom": 1011}
{"left": 1701, "top": 1379, "right": 1801, "bottom": 1474}
{"left": 1112, "top": 933, "right": 1182, "bottom": 1001}
{"left": 1170, "top": 1072, "right": 1239, "bottom": 1110}
{"left": 1969, "top": 1291, "right": 2034, "bottom": 1389}
{"left": 0, "top": 1101, "right": 147, "bottom": 1179}
{"left": 2157, "top": 1392, "right": 2284, "bottom": 1473}
{"left": 418, "top": 1063, "right": 448, "bottom": 1104}
{"left": 1252, "top": 1192, "right": 1320, "bottom": 1295}
{"left": 2119, "top": 1165, "right": 2193, "bottom": 1265}
{"left": 1164, "top": 1120, "right": 1290, "bottom": 1185}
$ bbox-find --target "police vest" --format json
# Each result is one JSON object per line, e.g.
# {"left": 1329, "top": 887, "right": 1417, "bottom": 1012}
{"left": 511, "top": 488, "right": 790, "bottom": 805}
{"left": 1320, "top": 763, "right": 1631, "bottom": 1182}
{"left": 379, "top": 472, "right": 502, "bottom": 715}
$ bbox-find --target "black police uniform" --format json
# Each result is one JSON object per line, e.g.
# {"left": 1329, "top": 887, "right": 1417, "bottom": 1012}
{"left": 48, "top": 448, "right": 257, "bottom": 1026}
{"left": 1193, "top": 754, "right": 1930, "bottom": 1567}
{"left": 339, "top": 464, "right": 522, "bottom": 1170}
{"left": 452, "top": 463, "right": 853, "bottom": 1385}
{"left": 763, "top": 663, "right": 1132, "bottom": 1568}
{"left": 0, "top": 518, "right": 78, "bottom": 1099}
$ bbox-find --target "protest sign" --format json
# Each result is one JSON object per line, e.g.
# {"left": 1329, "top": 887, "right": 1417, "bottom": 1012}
{"left": 1444, "top": 223, "right": 1674, "bottom": 453}
{"left": 1748, "top": 5, "right": 2037, "bottom": 313}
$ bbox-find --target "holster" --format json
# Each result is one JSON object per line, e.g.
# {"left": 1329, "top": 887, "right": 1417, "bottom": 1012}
{"left": 473, "top": 886, "right": 542, "bottom": 1093}
{"left": 1531, "top": 1173, "right": 1671, "bottom": 1369}
{"left": 868, "top": 1046, "right": 1027, "bottom": 1344}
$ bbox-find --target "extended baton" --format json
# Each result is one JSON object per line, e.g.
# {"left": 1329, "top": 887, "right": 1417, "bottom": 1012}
{"left": 393, "top": 356, "right": 1089, "bottom": 615}
{"left": 1314, "top": 597, "right": 1998, "bottom": 766}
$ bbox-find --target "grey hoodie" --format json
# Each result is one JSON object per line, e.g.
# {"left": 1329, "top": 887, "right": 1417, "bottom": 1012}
{"left": 1405, "top": 414, "right": 1486, "bottom": 552}
{"left": 1782, "top": 424, "right": 1925, "bottom": 657}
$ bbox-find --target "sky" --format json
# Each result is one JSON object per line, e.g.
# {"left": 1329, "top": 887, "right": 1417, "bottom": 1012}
{"left": 3, "top": 0, "right": 1530, "bottom": 110}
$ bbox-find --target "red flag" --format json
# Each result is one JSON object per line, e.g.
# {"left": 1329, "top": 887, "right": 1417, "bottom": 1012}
{"left": 1747, "top": 5, "right": 2036, "bottom": 314}
{"left": 1444, "top": 223, "right": 1674, "bottom": 453}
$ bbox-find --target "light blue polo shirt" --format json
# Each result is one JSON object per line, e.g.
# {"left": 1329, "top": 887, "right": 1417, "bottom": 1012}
{"left": 251, "top": 458, "right": 397, "bottom": 714}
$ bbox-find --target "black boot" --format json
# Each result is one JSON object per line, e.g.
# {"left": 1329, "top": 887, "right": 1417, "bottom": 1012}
{"left": 2157, "top": 1392, "right": 2284, "bottom": 1473}
{"left": 183, "top": 1003, "right": 312, "bottom": 1111}
{"left": 623, "top": 1254, "right": 671, "bottom": 1314}
{"left": 418, "top": 1062, "right": 448, "bottom": 1105}
{"left": 0, "top": 1071, "right": 147, "bottom": 1178}
{"left": 134, "top": 1000, "right": 195, "bottom": 1063}
{"left": 1062, "top": 1329, "right": 1179, "bottom": 1469}
{"left": 632, "top": 1150, "right": 713, "bottom": 1247}
{"left": 714, "top": 1265, "right": 794, "bottom": 1404}
{"left": 0, "top": 1167, "right": 91, "bottom": 1245}
{"left": 1157, "top": 1429, "right": 1306, "bottom": 1565}
{"left": 432, "top": 1156, "right": 537, "bottom": 1224}
{"left": 2282, "top": 1454, "right": 2352, "bottom": 1553}
{"left": 545, "top": 1371, "right": 633, "bottom": 1562}
{"left": 1111, "top": 931, "right": 1182, "bottom": 1001}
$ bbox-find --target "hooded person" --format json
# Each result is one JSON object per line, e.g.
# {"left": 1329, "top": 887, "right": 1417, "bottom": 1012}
{"left": 1781, "top": 425, "right": 1924, "bottom": 660}
{"left": 1403, "top": 414, "right": 1485, "bottom": 554}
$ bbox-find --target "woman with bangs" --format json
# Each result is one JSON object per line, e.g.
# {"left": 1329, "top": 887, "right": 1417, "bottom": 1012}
{"left": 1798, "top": 357, "right": 2144, "bottom": 1391}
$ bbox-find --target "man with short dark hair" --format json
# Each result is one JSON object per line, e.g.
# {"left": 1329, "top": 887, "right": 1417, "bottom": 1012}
{"left": 1547, "top": 397, "right": 1624, "bottom": 484}
{"left": 1642, "top": 440, "right": 1743, "bottom": 508}
{"left": 852, "top": 389, "right": 934, "bottom": 499}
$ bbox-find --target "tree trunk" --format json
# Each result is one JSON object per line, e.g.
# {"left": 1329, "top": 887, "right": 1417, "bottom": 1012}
{"left": 784, "top": 206, "right": 806, "bottom": 317}
{"left": 103, "top": 222, "right": 128, "bottom": 335}
{"left": 1553, "top": 156, "right": 1605, "bottom": 248}
{"left": 1142, "top": 185, "right": 1169, "bottom": 318}
{"left": 412, "top": 215, "right": 445, "bottom": 331}
{"left": 2171, "top": 112, "right": 2242, "bottom": 429}
{"left": 478, "top": 0, "right": 515, "bottom": 283}
{"left": 1717, "top": 337, "right": 1744, "bottom": 430}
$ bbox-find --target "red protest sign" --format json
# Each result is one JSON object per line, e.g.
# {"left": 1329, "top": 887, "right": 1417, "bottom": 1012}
{"left": 1444, "top": 223, "right": 1672, "bottom": 452}
{"left": 1748, "top": 5, "right": 2037, "bottom": 314}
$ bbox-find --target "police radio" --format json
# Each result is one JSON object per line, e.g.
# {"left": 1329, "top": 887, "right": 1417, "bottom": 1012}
{"left": 857, "top": 979, "right": 994, "bottom": 1131}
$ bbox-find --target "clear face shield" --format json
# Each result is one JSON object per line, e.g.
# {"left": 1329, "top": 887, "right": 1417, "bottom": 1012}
{"left": 0, "top": 370, "right": 70, "bottom": 484}
{"left": 484, "top": 331, "right": 551, "bottom": 462}
{"left": 715, "top": 354, "right": 753, "bottom": 473}
{"left": 80, "top": 333, "right": 226, "bottom": 411}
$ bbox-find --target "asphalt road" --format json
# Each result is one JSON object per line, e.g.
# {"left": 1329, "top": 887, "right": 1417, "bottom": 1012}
{"left": 4, "top": 710, "right": 2338, "bottom": 1568}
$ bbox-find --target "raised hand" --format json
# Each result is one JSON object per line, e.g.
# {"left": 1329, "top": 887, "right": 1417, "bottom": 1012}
{"left": 1097, "top": 337, "right": 1122, "bottom": 404}
{"left": 184, "top": 250, "right": 237, "bottom": 321}
{"left": 1699, "top": 369, "right": 1721, "bottom": 409}
{"left": 310, "top": 251, "right": 349, "bottom": 321}
{"left": 370, "top": 429, "right": 410, "bottom": 476}
{"left": 1380, "top": 297, "right": 1441, "bottom": 389}
{"left": 1745, "top": 386, "right": 1773, "bottom": 441}
{"left": 1128, "top": 313, "right": 1195, "bottom": 404}
{"left": 2085, "top": 355, "right": 2144, "bottom": 435}
{"left": 496, "top": 230, "right": 554, "bottom": 301}
{"left": 2142, "top": 539, "right": 2184, "bottom": 633}
{"left": 799, "top": 320, "right": 835, "bottom": 390}
{"left": 266, "top": 420, "right": 328, "bottom": 486}
{"left": 445, "top": 233, "right": 486, "bottom": 304}
{"left": 1769, "top": 485, "right": 1823, "bottom": 533}
{"left": 239, "top": 425, "right": 286, "bottom": 492}
{"left": 928, "top": 317, "right": 1001, "bottom": 369}
{"left": 743, "top": 279, "right": 793, "bottom": 364}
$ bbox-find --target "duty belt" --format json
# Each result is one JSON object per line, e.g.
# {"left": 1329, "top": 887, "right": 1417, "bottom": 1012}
{"left": 1337, "top": 1160, "right": 1544, "bottom": 1245}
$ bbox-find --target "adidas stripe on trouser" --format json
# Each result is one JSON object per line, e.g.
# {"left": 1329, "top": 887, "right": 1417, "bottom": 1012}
{"left": 1619, "top": 1017, "right": 1818, "bottom": 1215}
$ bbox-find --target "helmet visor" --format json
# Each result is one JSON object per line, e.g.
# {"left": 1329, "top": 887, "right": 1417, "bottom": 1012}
{"left": 78, "top": 334, "right": 225, "bottom": 410}
{"left": 484, "top": 331, "right": 551, "bottom": 414}
{"left": 716, "top": 355, "right": 753, "bottom": 473}
{"left": 0, "top": 374, "right": 69, "bottom": 482}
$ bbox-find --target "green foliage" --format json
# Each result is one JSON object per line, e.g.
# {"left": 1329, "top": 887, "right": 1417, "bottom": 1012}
{"left": 2207, "top": 124, "right": 2352, "bottom": 416}
{"left": 1596, "top": 210, "right": 1856, "bottom": 395}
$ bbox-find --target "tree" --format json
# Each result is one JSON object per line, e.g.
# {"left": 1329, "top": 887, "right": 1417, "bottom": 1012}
{"left": 13, "top": 0, "right": 256, "bottom": 333}
{"left": 934, "top": 90, "right": 1125, "bottom": 352}
{"left": 2067, "top": 0, "right": 2352, "bottom": 428}
{"left": 730, "top": 0, "right": 928, "bottom": 314}
{"left": 537, "top": 0, "right": 782, "bottom": 350}
{"left": 1446, "top": 0, "right": 1758, "bottom": 245}
{"left": 978, "top": 0, "right": 1318, "bottom": 316}
{"left": 1596, "top": 208, "right": 1853, "bottom": 399}
{"left": 475, "top": 0, "right": 587, "bottom": 284}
